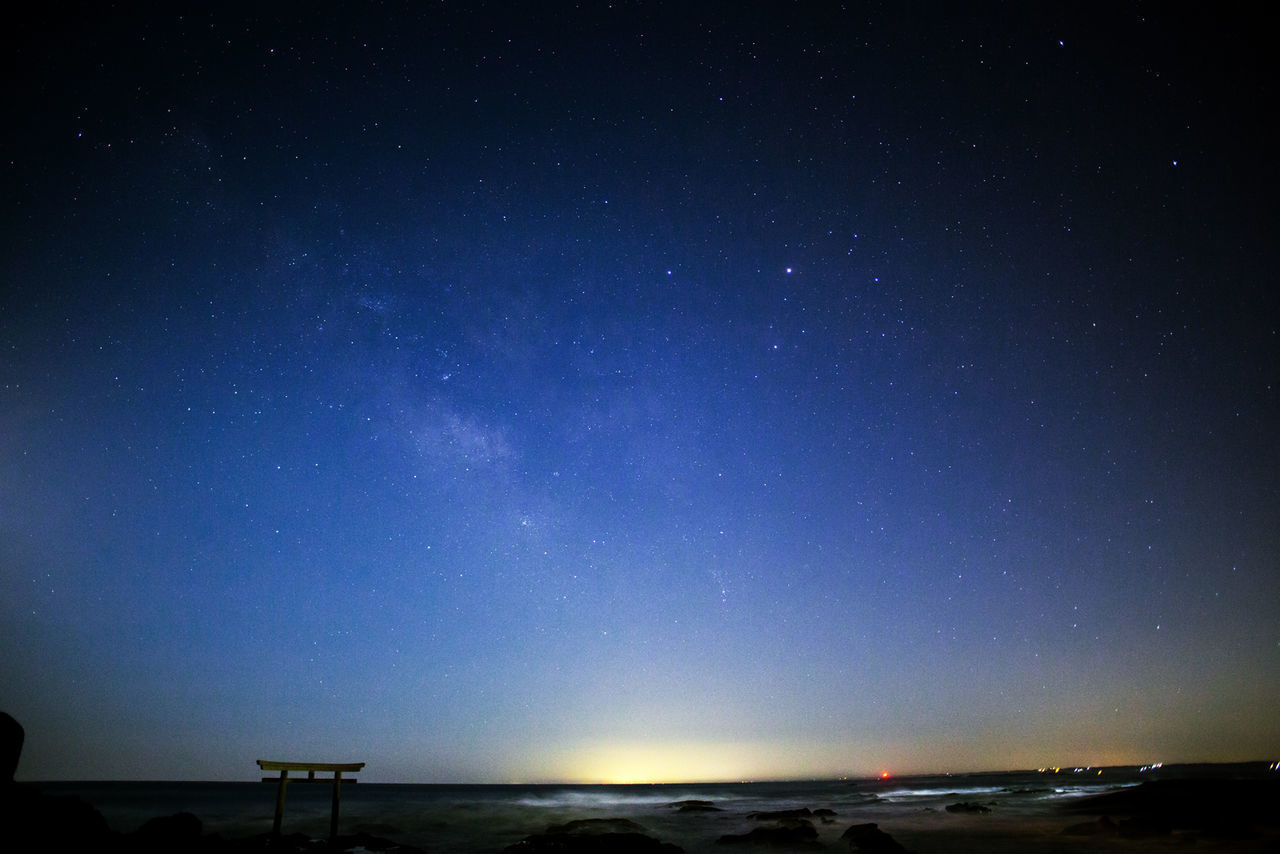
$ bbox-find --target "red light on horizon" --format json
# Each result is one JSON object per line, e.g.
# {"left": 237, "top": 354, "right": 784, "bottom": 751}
{"left": 880, "top": 771, "right": 891, "bottom": 779}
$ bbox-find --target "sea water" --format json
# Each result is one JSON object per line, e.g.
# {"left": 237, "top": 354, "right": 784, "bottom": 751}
{"left": 31, "top": 765, "right": 1275, "bottom": 854}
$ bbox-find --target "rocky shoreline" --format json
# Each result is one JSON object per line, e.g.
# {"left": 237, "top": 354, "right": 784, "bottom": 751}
{"left": 6, "top": 713, "right": 1279, "bottom": 853}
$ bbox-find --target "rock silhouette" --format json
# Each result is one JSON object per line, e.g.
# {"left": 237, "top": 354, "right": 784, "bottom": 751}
{"left": 841, "top": 822, "right": 915, "bottom": 853}
{"left": 506, "top": 817, "right": 684, "bottom": 853}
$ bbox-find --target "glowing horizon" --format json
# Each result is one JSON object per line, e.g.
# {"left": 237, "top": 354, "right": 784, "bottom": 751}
{"left": 3, "top": 3, "right": 1277, "bottom": 786}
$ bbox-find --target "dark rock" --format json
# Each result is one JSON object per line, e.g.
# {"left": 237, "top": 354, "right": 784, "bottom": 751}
{"left": 746, "top": 807, "right": 813, "bottom": 820}
{"left": 352, "top": 821, "right": 409, "bottom": 836}
{"left": 669, "top": 799, "right": 722, "bottom": 812}
{"left": 507, "top": 817, "right": 682, "bottom": 854}
{"left": 717, "top": 818, "right": 820, "bottom": 847}
{"left": 1116, "top": 815, "right": 1173, "bottom": 838}
{"left": 232, "top": 831, "right": 318, "bottom": 852}
{"left": 944, "top": 801, "right": 991, "bottom": 813}
{"left": 0, "top": 712, "right": 22, "bottom": 784}
{"left": 840, "top": 822, "right": 914, "bottom": 853}
{"left": 507, "top": 831, "right": 682, "bottom": 853}
{"left": 135, "top": 810, "right": 204, "bottom": 842}
{"left": 546, "top": 818, "right": 650, "bottom": 835}
{"left": 0, "top": 712, "right": 118, "bottom": 851}
{"left": 1065, "top": 779, "right": 1280, "bottom": 836}
{"left": 232, "top": 831, "right": 429, "bottom": 853}
{"left": 812, "top": 808, "right": 837, "bottom": 817}
{"left": 333, "top": 831, "right": 431, "bottom": 853}
{"left": 1, "top": 784, "right": 116, "bottom": 850}
{"left": 1062, "top": 816, "right": 1118, "bottom": 836}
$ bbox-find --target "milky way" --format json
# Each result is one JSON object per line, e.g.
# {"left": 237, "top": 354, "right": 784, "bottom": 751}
{"left": 2, "top": 4, "right": 1276, "bottom": 782}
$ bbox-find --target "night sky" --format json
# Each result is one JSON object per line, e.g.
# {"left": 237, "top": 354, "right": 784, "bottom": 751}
{"left": 3, "top": 3, "right": 1277, "bottom": 784}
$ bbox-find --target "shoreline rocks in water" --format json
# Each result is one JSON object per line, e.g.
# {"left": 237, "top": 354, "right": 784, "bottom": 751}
{"left": 0, "top": 791, "right": 428, "bottom": 854}
{"left": 745, "top": 807, "right": 814, "bottom": 821}
{"left": 1063, "top": 779, "right": 1280, "bottom": 839}
{"left": 505, "top": 817, "right": 684, "bottom": 853}
{"left": 667, "top": 799, "right": 723, "bottom": 812}
{"left": 841, "top": 822, "right": 915, "bottom": 853}
{"left": 715, "top": 802, "right": 850, "bottom": 846}
{"left": 715, "top": 802, "right": 848, "bottom": 845}
{"left": 716, "top": 818, "right": 820, "bottom": 847}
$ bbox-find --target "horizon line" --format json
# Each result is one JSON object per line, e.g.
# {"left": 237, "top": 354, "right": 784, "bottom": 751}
{"left": 21, "top": 759, "right": 1279, "bottom": 787}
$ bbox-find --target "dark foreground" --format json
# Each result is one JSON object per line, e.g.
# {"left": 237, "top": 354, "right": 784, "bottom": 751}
{"left": 0, "top": 782, "right": 427, "bottom": 854}
{"left": 5, "top": 776, "right": 1280, "bottom": 854}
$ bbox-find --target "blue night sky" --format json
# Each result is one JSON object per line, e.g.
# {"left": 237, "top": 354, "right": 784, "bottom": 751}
{"left": 2, "top": 3, "right": 1277, "bottom": 783}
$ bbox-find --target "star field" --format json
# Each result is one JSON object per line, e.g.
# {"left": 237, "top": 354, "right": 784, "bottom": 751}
{"left": 1, "top": 3, "right": 1277, "bottom": 783}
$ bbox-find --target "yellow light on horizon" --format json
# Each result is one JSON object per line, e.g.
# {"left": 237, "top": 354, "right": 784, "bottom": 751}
{"left": 560, "top": 739, "right": 809, "bottom": 784}
{"left": 577, "top": 743, "right": 746, "bottom": 784}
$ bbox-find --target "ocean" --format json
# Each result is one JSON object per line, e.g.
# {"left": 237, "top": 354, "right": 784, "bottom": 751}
{"left": 31, "top": 764, "right": 1280, "bottom": 853}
